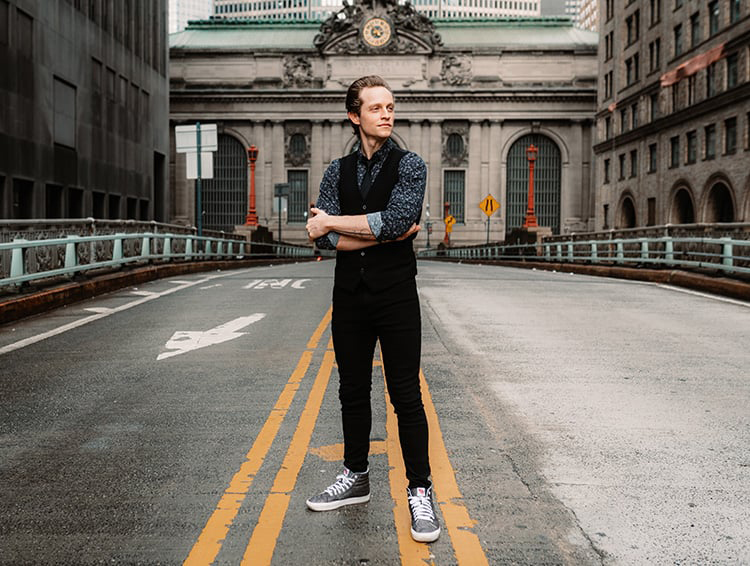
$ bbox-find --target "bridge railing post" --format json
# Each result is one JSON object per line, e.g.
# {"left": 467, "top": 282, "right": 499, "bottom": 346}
{"left": 721, "top": 237, "right": 733, "bottom": 272}
{"left": 10, "top": 239, "right": 28, "bottom": 281}
{"left": 65, "top": 236, "right": 79, "bottom": 270}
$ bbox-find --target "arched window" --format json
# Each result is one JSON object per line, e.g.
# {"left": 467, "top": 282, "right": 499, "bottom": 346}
{"left": 505, "top": 134, "right": 562, "bottom": 234}
{"left": 617, "top": 195, "right": 637, "bottom": 228}
{"left": 671, "top": 187, "right": 695, "bottom": 224}
{"left": 200, "top": 134, "right": 248, "bottom": 233}
{"left": 704, "top": 182, "right": 735, "bottom": 223}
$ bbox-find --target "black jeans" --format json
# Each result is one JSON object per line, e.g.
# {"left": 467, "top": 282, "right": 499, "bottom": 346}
{"left": 331, "top": 278, "right": 431, "bottom": 489}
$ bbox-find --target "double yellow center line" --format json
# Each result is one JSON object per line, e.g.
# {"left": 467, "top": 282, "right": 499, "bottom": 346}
{"left": 184, "top": 308, "right": 488, "bottom": 565}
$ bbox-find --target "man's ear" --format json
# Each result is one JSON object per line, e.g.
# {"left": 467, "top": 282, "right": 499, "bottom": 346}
{"left": 347, "top": 111, "right": 361, "bottom": 126}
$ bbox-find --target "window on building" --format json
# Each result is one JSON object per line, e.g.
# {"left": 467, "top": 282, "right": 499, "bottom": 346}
{"left": 626, "top": 11, "right": 640, "bottom": 45}
{"left": 672, "top": 82, "right": 680, "bottom": 111}
{"left": 707, "top": 62, "right": 718, "bottom": 97}
{"left": 730, "top": 0, "right": 740, "bottom": 23}
{"left": 621, "top": 108, "right": 628, "bottom": 132}
{"left": 92, "top": 191, "right": 105, "bottom": 218}
{"left": 604, "top": 158, "right": 611, "bottom": 183}
{"left": 287, "top": 170, "right": 308, "bottom": 222}
{"left": 648, "top": 143, "right": 657, "bottom": 172}
{"left": 632, "top": 102, "right": 639, "bottom": 128}
{"left": 686, "top": 130, "right": 697, "bottom": 163}
{"left": 630, "top": 149, "right": 638, "bottom": 177}
{"left": 68, "top": 187, "right": 84, "bottom": 217}
{"left": 727, "top": 52, "right": 738, "bottom": 88}
{"left": 0, "top": 0, "right": 8, "bottom": 46}
{"left": 705, "top": 124, "right": 716, "bottom": 159}
{"left": 649, "top": 39, "right": 661, "bottom": 72}
{"left": 446, "top": 133, "right": 465, "bottom": 160}
{"left": 644, "top": 197, "right": 655, "bottom": 226}
{"left": 605, "top": 116, "right": 612, "bottom": 139}
{"left": 649, "top": 0, "right": 661, "bottom": 25}
{"left": 690, "top": 12, "right": 700, "bottom": 47}
{"left": 688, "top": 74, "right": 696, "bottom": 104}
{"left": 53, "top": 77, "right": 76, "bottom": 148}
{"left": 670, "top": 136, "right": 680, "bottom": 167}
{"left": 606, "top": 0, "right": 613, "bottom": 21}
{"left": 108, "top": 194, "right": 121, "bottom": 219}
{"left": 603, "top": 204, "right": 610, "bottom": 229}
{"left": 45, "top": 184, "right": 64, "bottom": 218}
{"left": 605, "top": 31, "right": 613, "bottom": 60}
{"left": 725, "top": 117, "right": 737, "bottom": 154}
{"left": 626, "top": 58, "right": 634, "bottom": 85}
{"left": 12, "top": 179, "right": 34, "bottom": 219}
{"left": 650, "top": 92, "right": 659, "bottom": 121}
{"left": 604, "top": 70, "right": 613, "bottom": 99}
{"left": 444, "top": 170, "right": 465, "bottom": 223}
{"left": 709, "top": 0, "right": 719, "bottom": 35}
{"left": 618, "top": 153, "right": 626, "bottom": 179}
{"left": 674, "top": 24, "right": 683, "bottom": 57}
{"left": 674, "top": 0, "right": 682, "bottom": 8}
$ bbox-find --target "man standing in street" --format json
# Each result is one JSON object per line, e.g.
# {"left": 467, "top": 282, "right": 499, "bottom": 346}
{"left": 305, "top": 75, "right": 440, "bottom": 543}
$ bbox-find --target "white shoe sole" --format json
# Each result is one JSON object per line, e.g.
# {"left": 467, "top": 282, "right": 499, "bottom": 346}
{"left": 306, "top": 493, "right": 370, "bottom": 511}
{"left": 411, "top": 526, "right": 441, "bottom": 543}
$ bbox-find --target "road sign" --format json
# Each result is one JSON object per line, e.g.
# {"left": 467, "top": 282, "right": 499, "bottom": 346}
{"left": 175, "top": 124, "right": 218, "bottom": 153}
{"left": 445, "top": 215, "right": 456, "bottom": 227}
{"left": 479, "top": 194, "right": 500, "bottom": 217}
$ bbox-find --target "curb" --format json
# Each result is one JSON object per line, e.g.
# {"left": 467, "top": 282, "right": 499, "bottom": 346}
{"left": 422, "top": 258, "right": 750, "bottom": 302}
{"left": 0, "top": 258, "right": 313, "bottom": 325}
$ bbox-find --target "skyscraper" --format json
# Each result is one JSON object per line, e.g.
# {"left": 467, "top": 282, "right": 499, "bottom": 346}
{"left": 170, "top": 0, "right": 215, "bottom": 33}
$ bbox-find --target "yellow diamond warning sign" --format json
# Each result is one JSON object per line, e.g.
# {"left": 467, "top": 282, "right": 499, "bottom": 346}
{"left": 479, "top": 194, "right": 499, "bottom": 217}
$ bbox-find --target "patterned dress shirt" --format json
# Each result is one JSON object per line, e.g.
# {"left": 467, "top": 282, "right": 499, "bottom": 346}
{"left": 314, "top": 138, "right": 427, "bottom": 249}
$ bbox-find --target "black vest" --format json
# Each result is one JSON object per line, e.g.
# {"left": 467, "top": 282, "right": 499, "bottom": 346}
{"left": 334, "top": 147, "right": 418, "bottom": 292}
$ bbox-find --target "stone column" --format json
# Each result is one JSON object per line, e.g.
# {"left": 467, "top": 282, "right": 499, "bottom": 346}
{"left": 311, "top": 120, "right": 324, "bottom": 196}
{"left": 428, "top": 120, "right": 442, "bottom": 224}
{"left": 263, "top": 121, "right": 274, "bottom": 227}
{"left": 488, "top": 120, "right": 504, "bottom": 237}
{"left": 564, "top": 121, "right": 582, "bottom": 233}
{"left": 273, "top": 121, "right": 285, "bottom": 232}
{"left": 330, "top": 120, "right": 343, "bottom": 159}
{"left": 467, "top": 119, "right": 482, "bottom": 229}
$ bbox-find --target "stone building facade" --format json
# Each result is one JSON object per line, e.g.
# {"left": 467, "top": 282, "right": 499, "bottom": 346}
{"left": 0, "top": 0, "right": 170, "bottom": 222}
{"left": 169, "top": 1, "right": 598, "bottom": 245}
{"left": 594, "top": 0, "right": 749, "bottom": 230}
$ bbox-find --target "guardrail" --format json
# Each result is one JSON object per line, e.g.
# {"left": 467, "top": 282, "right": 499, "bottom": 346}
{"left": 0, "top": 232, "right": 323, "bottom": 288}
{"left": 418, "top": 234, "right": 750, "bottom": 276}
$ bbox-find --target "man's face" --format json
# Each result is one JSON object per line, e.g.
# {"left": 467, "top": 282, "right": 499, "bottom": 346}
{"left": 348, "top": 86, "right": 394, "bottom": 143}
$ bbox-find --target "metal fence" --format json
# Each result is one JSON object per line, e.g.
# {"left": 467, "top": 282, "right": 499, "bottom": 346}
{"left": 418, "top": 223, "right": 750, "bottom": 277}
{"left": 0, "top": 221, "right": 324, "bottom": 289}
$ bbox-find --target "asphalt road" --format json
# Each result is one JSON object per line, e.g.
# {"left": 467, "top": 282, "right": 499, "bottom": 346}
{"left": 0, "top": 260, "right": 748, "bottom": 565}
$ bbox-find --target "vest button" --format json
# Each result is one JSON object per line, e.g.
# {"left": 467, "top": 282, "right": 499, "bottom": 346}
{"left": 359, "top": 267, "right": 365, "bottom": 274}
{"left": 360, "top": 251, "right": 365, "bottom": 256}
{"left": 362, "top": 205, "right": 367, "bottom": 211}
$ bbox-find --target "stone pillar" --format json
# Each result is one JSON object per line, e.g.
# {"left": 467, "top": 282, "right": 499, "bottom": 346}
{"left": 428, "top": 120, "right": 442, "bottom": 224}
{"left": 264, "top": 121, "right": 274, "bottom": 226}
{"left": 467, "top": 119, "right": 482, "bottom": 230}
{"left": 330, "top": 120, "right": 343, "bottom": 159}
{"left": 564, "top": 121, "right": 582, "bottom": 233}
{"left": 311, "top": 120, "right": 324, "bottom": 201}
{"left": 488, "top": 120, "right": 504, "bottom": 237}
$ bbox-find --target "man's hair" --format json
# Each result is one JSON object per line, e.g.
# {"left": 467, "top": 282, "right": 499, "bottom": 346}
{"left": 345, "top": 75, "right": 393, "bottom": 136}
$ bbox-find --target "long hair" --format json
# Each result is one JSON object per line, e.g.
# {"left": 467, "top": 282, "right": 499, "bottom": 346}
{"left": 345, "top": 75, "right": 393, "bottom": 136}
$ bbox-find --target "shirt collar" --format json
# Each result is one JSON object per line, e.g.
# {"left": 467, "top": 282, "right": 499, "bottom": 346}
{"left": 356, "top": 137, "right": 394, "bottom": 166}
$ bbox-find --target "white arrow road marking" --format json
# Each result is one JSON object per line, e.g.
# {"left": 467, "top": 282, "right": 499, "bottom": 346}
{"left": 157, "top": 314, "right": 266, "bottom": 361}
{"left": 291, "top": 279, "right": 310, "bottom": 289}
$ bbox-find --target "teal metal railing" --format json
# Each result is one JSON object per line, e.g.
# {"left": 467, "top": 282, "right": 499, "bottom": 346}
{"left": 418, "top": 227, "right": 750, "bottom": 277}
{"left": 0, "top": 231, "right": 322, "bottom": 288}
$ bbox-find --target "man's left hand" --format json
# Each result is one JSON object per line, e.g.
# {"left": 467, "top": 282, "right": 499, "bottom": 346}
{"left": 306, "top": 207, "right": 330, "bottom": 240}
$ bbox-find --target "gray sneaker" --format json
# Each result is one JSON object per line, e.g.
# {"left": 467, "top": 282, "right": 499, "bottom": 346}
{"left": 306, "top": 467, "right": 370, "bottom": 511}
{"left": 407, "top": 485, "right": 441, "bottom": 542}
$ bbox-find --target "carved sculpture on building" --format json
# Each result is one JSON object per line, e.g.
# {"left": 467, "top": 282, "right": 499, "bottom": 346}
{"left": 314, "top": 0, "right": 442, "bottom": 55}
{"left": 283, "top": 56, "right": 314, "bottom": 88}
{"left": 441, "top": 55, "right": 472, "bottom": 86}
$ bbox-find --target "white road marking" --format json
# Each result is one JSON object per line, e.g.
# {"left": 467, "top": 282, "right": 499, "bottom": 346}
{"left": 131, "top": 290, "right": 158, "bottom": 297}
{"left": 244, "top": 278, "right": 309, "bottom": 290}
{"left": 0, "top": 270, "right": 253, "bottom": 356}
{"left": 200, "top": 284, "right": 223, "bottom": 290}
{"left": 156, "top": 314, "right": 266, "bottom": 361}
{"left": 656, "top": 284, "right": 750, "bottom": 307}
{"left": 84, "top": 307, "right": 114, "bottom": 314}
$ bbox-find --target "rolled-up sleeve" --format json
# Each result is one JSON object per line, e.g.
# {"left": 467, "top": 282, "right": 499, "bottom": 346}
{"left": 373, "top": 153, "right": 426, "bottom": 241}
{"left": 313, "top": 159, "right": 341, "bottom": 250}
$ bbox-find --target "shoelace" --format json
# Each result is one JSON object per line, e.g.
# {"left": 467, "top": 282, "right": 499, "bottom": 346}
{"left": 408, "top": 493, "right": 435, "bottom": 522}
{"left": 324, "top": 473, "right": 356, "bottom": 496}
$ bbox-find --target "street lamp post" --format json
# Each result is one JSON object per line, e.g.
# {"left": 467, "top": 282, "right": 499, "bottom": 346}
{"left": 523, "top": 144, "right": 539, "bottom": 228}
{"left": 425, "top": 203, "right": 431, "bottom": 249}
{"left": 245, "top": 145, "right": 259, "bottom": 226}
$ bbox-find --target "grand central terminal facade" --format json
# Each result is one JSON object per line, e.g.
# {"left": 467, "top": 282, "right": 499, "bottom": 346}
{"left": 169, "top": 0, "right": 599, "bottom": 245}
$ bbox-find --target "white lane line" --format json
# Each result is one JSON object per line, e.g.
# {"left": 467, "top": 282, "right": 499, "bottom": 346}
{"left": 0, "top": 270, "right": 252, "bottom": 356}
{"left": 131, "top": 290, "right": 159, "bottom": 297}
{"left": 199, "top": 284, "right": 223, "bottom": 290}
{"left": 84, "top": 307, "right": 114, "bottom": 314}
{"left": 657, "top": 284, "right": 750, "bottom": 307}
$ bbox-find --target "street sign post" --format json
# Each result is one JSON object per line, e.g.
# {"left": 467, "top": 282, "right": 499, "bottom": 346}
{"left": 479, "top": 194, "right": 500, "bottom": 244}
{"left": 175, "top": 123, "right": 218, "bottom": 237}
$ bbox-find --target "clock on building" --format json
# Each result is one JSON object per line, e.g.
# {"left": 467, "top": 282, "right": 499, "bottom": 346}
{"left": 361, "top": 17, "right": 393, "bottom": 48}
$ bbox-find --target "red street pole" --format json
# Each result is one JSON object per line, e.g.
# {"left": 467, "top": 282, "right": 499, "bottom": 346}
{"left": 245, "top": 145, "right": 259, "bottom": 226}
{"left": 443, "top": 201, "right": 451, "bottom": 245}
{"left": 523, "top": 144, "right": 538, "bottom": 228}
